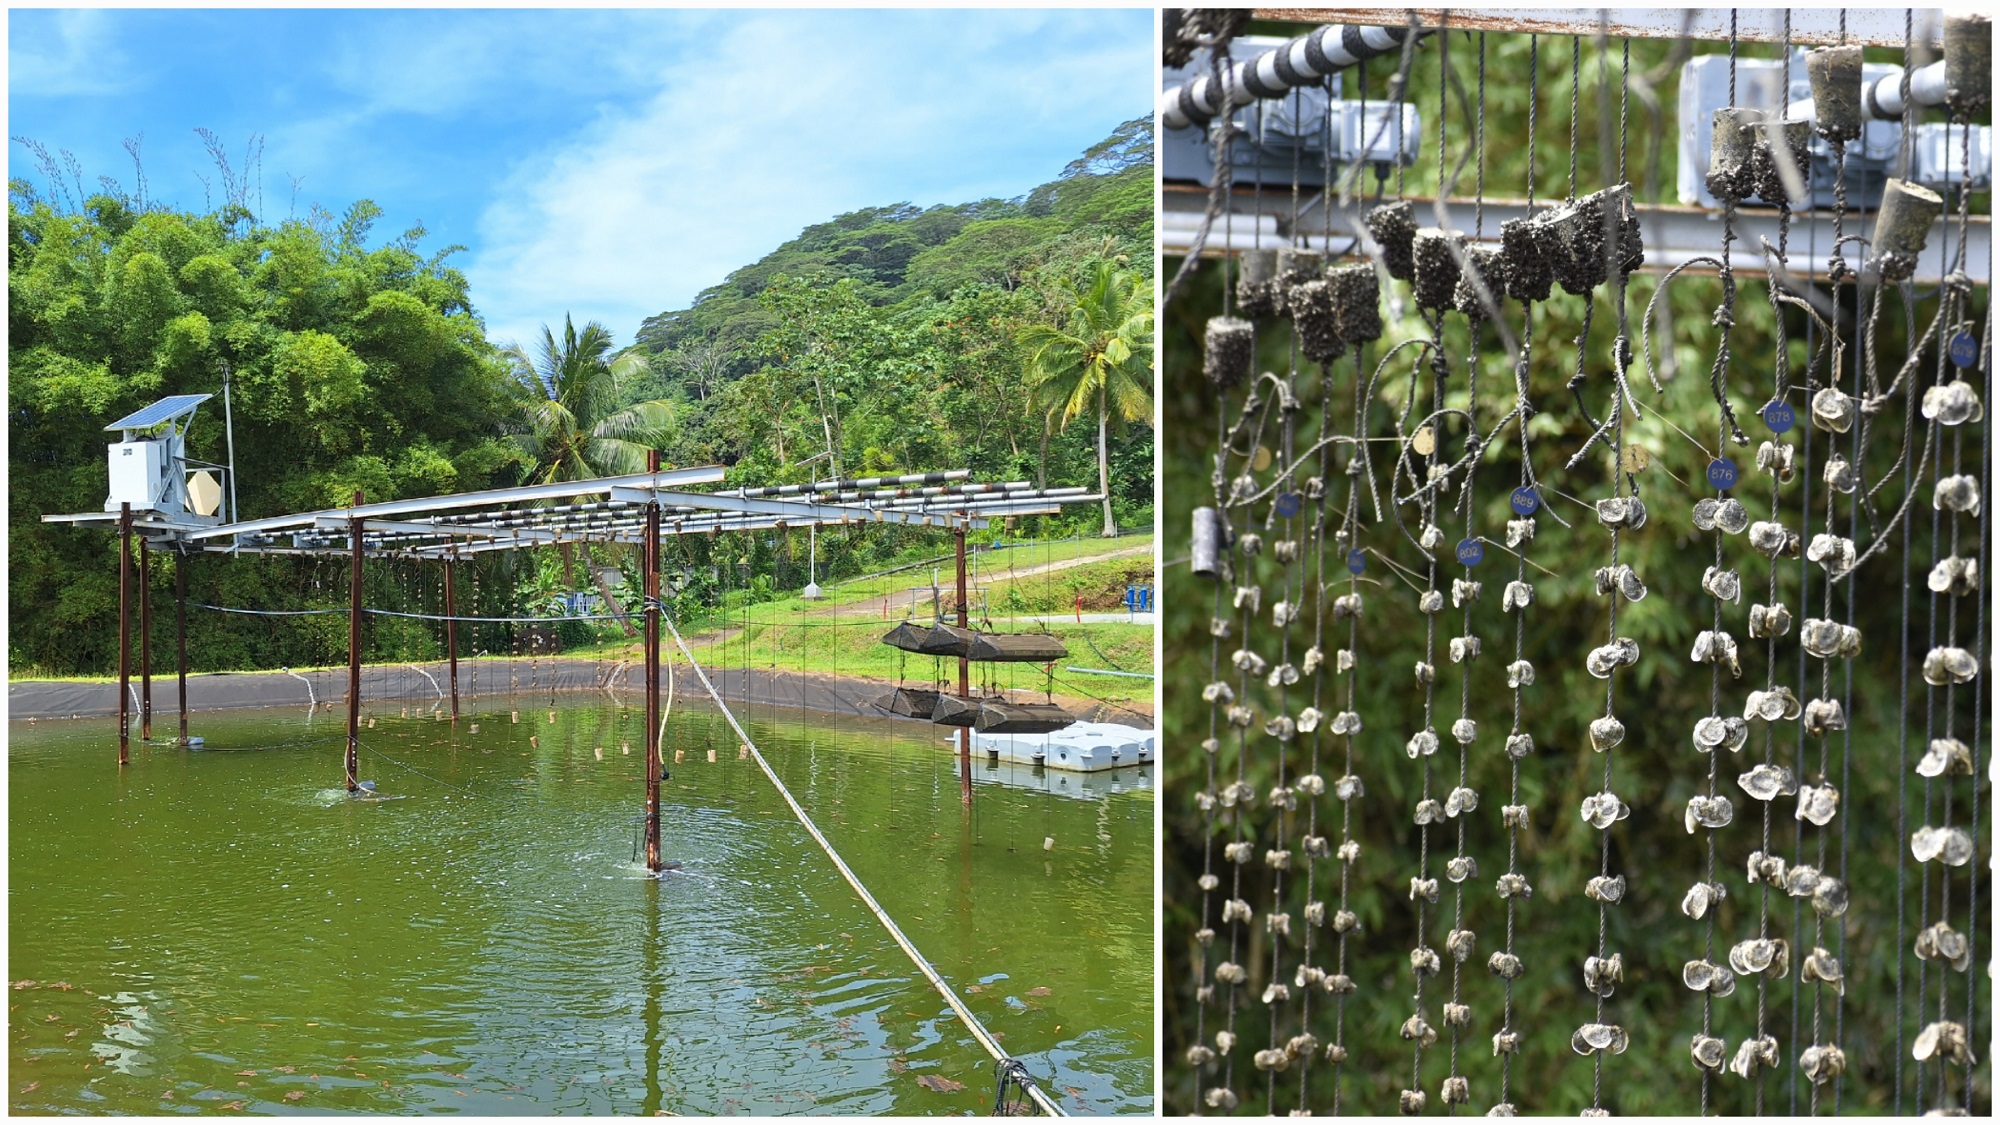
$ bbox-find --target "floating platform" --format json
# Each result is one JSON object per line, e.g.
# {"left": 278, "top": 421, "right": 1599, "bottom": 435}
{"left": 970, "top": 721, "right": 1154, "bottom": 773}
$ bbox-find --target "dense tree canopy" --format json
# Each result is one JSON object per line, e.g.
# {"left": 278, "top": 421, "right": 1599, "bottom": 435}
{"left": 8, "top": 118, "right": 1157, "bottom": 675}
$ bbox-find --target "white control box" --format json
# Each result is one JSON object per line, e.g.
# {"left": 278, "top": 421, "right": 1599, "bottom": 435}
{"left": 105, "top": 439, "right": 168, "bottom": 511}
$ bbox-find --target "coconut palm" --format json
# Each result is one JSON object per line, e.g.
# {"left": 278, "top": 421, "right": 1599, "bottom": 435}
{"left": 504, "top": 314, "right": 674, "bottom": 632}
{"left": 1021, "top": 259, "right": 1154, "bottom": 536}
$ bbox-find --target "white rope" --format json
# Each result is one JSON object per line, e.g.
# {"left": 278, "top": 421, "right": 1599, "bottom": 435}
{"left": 661, "top": 615, "right": 1065, "bottom": 1117}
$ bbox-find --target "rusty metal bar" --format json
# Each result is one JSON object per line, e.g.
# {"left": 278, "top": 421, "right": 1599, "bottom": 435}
{"left": 175, "top": 546, "right": 188, "bottom": 745}
{"left": 444, "top": 549, "right": 460, "bottom": 720}
{"left": 117, "top": 503, "right": 132, "bottom": 768}
{"left": 346, "top": 489, "right": 363, "bottom": 793}
{"left": 956, "top": 521, "right": 972, "bottom": 809}
{"left": 644, "top": 450, "right": 664, "bottom": 873}
{"left": 1251, "top": 8, "right": 1943, "bottom": 47}
{"left": 139, "top": 535, "right": 152, "bottom": 740}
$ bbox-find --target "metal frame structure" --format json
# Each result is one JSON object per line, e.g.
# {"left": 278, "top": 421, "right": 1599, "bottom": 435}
{"left": 45, "top": 462, "right": 1100, "bottom": 870}
{"left": 1162, "top": 185, "right": 1993, "bottom": 285}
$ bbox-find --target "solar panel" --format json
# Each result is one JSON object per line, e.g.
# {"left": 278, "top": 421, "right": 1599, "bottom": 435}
{"left": 104, "top": 394, "right": 213, "bottom": 431}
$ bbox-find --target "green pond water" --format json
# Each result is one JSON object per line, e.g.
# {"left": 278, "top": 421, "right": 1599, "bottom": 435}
{"left": 8, "top": 691, "right": 1154, "bottom": 1115}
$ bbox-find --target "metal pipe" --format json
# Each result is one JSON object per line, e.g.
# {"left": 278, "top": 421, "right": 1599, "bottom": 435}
{"left": 117, "top": 503, "right": 132, "bottom": 767}
{"left": 1161, "top": 23, "right": 1417, "bottom": 130}
{"left": 139, "top": 535, "right": 152, "bottom": 740}
{"left": 444, "top": 549, "right": 460, "bottom": 720}
{"left": 644, "top": 451, "right": 663, "bottom": 872}
{"left": 175, "top": 547, "right": 188, "bottom": 745}
{"left": 346, "top": 490, "right": 362, "bottom": 793}
{"left": 956, "top": 521, "right": 972, "bottom": 809}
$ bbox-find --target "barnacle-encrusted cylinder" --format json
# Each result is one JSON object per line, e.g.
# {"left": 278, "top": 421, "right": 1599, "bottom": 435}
{"left": 1204, "top": 316, "right": 1255, "bottom": 389}
{"left": 1366, "top": 200, "right": 1418, "bottom": 280}
{"left": 1871, "top": 179, "right": 1945, "bottom": 281}
{"left": 1807, "top": 46, "right": 1865, "bottom": 142}
{"left": 1750, "top": 117, "right": 1813, "bottom": 206}
{"left": 1500, "top": 216, "right": 1554, "bottom": 303}
{"left": 1944, "top": 12, "right": 1993, "bottom": 115}
{"left": 1412, "top": 228, "right": 1463, "bottom": 311}
{"left": 1288, "top": 279, "right": 1346, "bottom": 364}
{"left": 1236, "top": 248, "right": 1282, "bottom": 320}
{"left": 1327, "top": 263, "right": 1383, "bottom": 344}
{"left": 1706, "top": 107, "right": 1763, "bottom": 202}
{"left": 1453, "top": 246, "right": 1508, "bottom": 318}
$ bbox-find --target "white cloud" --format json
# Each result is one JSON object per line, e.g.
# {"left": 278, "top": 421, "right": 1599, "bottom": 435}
{"left": 7, "top": 9, "right": 134, "bottom": 98}
{"left": 463, "top": 9, "right": 1150, "bottom": 351}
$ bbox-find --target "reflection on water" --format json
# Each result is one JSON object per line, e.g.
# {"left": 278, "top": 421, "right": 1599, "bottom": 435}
{"left": 8, "top": 692, "right": 1153, "bottom": 1115}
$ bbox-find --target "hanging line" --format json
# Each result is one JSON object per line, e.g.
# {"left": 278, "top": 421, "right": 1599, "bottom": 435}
{"left": 659, "top": 614, "right": 1063, "bottom": 1116}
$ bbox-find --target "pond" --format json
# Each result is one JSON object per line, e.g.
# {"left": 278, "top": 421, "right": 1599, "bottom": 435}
{"left": 8, "top": 690, "right": 1154, "bottom": 1115}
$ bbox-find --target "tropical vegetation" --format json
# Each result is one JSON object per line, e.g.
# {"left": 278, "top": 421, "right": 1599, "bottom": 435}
{"left": 7, "top": 119, "right": 1155, "bottom": 676}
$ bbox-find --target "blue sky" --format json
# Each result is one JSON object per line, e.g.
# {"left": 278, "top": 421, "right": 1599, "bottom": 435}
{"left": 8, "top": 7, "right": 1154, "bottom": 350}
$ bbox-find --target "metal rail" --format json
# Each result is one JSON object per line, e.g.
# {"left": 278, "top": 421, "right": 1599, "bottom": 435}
{"left": 1161, "top": 187, "right": 1992, "bottom": 285}
{"left": 1252, "top": 8, "right": 1945, "bottom": 47}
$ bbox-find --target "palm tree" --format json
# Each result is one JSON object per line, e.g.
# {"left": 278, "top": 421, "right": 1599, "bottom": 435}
{"left": 1021, "top": 260, "right": 1154, "bottom": 537}
{"left": 504, "top": 314, "right": 674, "bottom": 633}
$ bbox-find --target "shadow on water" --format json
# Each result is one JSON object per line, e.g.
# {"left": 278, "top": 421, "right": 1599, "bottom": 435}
{"left": 8, "top": 691, "right": 1153, "bottom": 1115}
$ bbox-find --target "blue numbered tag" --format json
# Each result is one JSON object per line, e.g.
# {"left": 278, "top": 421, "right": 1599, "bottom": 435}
{"left": 1949, "top": 330, "right": 1979, "bottom": 368}
{"left": 1510, "top": 486, "right": 1540, "bottom": 515}
{"left": 1274, "top": 491, "right": 1302, "bottom": 518}
{"left": 1346, "top": 548, "right": 1367, "bottom": 574}
{"left": 1456, "top": 538, "right": 1485, "bottom": 566}
{"left": 1762, "top": 400, "right": 1795, "bottom": 433}
{"left": 1707, "top": 458, "right": 1739, "bottom": 490}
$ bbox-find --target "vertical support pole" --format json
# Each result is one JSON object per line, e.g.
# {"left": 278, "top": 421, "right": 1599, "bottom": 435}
{"left": 117, "top": 503, "right": 132, "bottom": 768}
{"left": 644, "top": 451, "right": 664, "bottom": 872}
{"left": 956, "top": 518, "right": 972, "bottom": 808}
{"left": 175, "top": 546, "right": 189, "bottom": 745}
{"left": 346, "top": 489, "right": 363, "bottom": 793}
{"left": 444, "top": 548, "right": 460, "bottom": 720}
{"left": 139, "top": 535, "right": 153, "bottom": 740}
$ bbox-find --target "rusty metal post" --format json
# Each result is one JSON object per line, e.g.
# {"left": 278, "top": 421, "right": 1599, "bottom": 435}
{"left": 139, "top": 535, "right": 153, "bottom": 740}
{"left": 644, "top": 450, "right": 664, "bottom": 872}
{"left": 346, "top": 489, "right": 363, "bottom": 792}
{"left": 956, "top": 519, "right": 972, "bottom": 808}
{"left": 117, "top": 503, "right": 132, "bottom": 767}
{"left": 176, "top": 546, "right": 189, "bottom": 745}
{"left": 444, "top": 548, "right": 460, "bottom": 720}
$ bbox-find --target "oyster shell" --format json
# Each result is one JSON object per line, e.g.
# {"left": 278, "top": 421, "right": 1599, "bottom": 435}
{"left": 1911, "top": 825, "right": 1973, "bottom": 866}
{"left": 1796, "top": 783, "right": 1840, "bottom": 826}
{"left": 1934, "top": 474, "right": 1981, "bottom": 514}
{"left": 1681, "top": 880, "right": 1726, "bottom": 919}
{"left": 1503, "top": 580, "right": 1535, "bottom": 611}
{"left": 1686, "top": 794, "right": 1735, "bottom": 832}
{"left": 1506, "top": 659, "right": 1536, "bottom": 688}
{"left": 1921, "top": 378, "right": 1984, "bottom": 426}
{"left": 1748, "top": 602, "right": 1794, "bottom": 638}
{"left": 1407, "top": 728, "right": 1440, "bottom": 758}
{"left": 1580, "top": 790, "right": 1631, "bottom": 829}
{"left": 1682, "top": 958, "right": 1738, "bottom": 997}
{"left": 1571, "top": 1023, "right": 1630, "bottom": 1056}
{"left": 1703, "top": 565, "right": 1742, "bottom": 602}
{"left": 1744, "top": 760, "right": 1808, "bottom": 796}
{"left": 1811, "top": 386, "right": 1854, "bottom": 432}
{"left": 1923, "top": 646, "right": 1978, "bottom": 686}
{"left": 1588, "top": 716, "right": 1626, "bottom": 752}
{"left": 1917, "top": 737, "right": 1973, "bottom": 778}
